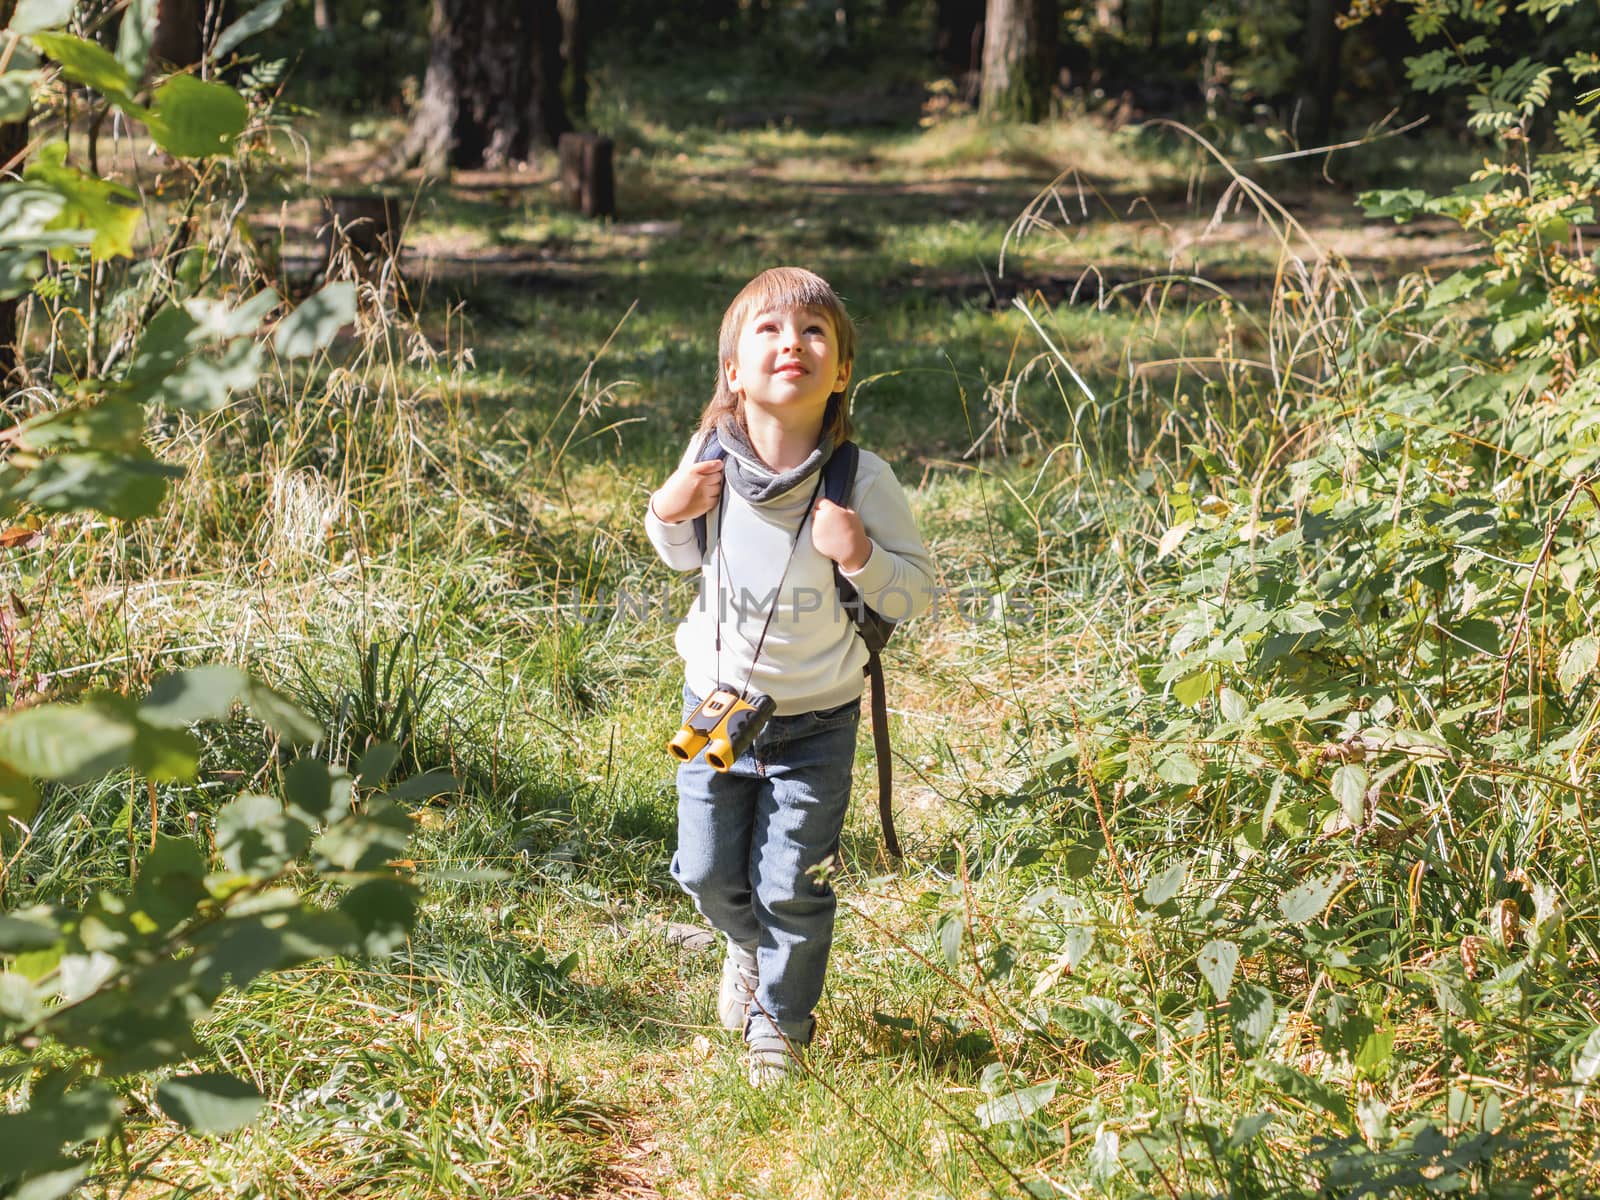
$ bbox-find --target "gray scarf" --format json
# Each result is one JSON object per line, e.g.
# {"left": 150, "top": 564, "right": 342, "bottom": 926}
{"left": 715, "top": 416, "right": 835, "bottom": 504}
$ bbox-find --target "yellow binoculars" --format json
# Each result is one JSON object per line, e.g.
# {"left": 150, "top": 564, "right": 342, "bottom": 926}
{"left": 667, "top": 686, "right": 776, "bottom": 771}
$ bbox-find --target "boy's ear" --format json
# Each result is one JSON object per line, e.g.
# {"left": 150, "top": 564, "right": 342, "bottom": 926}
{"left": 835, "top": 360, "right": 853, "bottom": 391}
{"left": 724, "top": 360, "right": 742, "bottom": 393}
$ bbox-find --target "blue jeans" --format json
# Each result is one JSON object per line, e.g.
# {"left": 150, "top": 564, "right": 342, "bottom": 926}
{"left": 671, "top": 684, "right": 860, "bottom": 1046}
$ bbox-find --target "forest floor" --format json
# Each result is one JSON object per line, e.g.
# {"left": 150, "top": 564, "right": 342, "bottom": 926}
{"left": 29, "top": 59, "right": 1492, "bottom": 1198}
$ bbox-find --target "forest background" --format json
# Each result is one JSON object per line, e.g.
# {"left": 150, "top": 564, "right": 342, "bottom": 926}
{"left": 1, "top": 0, "right": 1599, "bottom": 1196}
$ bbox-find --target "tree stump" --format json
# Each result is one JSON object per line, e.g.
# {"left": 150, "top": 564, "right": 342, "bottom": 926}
{"left": 558, "top": 132, "right": 614, "bottom": 219}
{"left": 318, "top": 193, "right": 405, "bottom": 281}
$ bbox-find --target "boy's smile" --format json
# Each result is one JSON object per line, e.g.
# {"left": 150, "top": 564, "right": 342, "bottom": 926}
{"left": 725, "top": 306, "right": 851, "bottom": 427}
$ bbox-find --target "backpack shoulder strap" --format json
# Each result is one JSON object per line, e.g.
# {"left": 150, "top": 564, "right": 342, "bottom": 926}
{"left": 822, "top": 439, "right": 859, "bottom": 509}
{"left": 825, "top": 442, "right": 902, "bottom": 860}
{"left": 690, "top": 429, "right": 725, "bottom": 558}
{"left": 865, "top": 650, "right": 900, "bottom": 860}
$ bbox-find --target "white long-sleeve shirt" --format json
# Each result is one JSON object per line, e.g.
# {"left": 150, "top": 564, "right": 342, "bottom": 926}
{"left": 646, "top": 438, "right": 937, "bottom": 715}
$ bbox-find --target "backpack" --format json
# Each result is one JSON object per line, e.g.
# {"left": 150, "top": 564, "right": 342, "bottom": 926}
{"left": 691, "top": 431, "right": 904, "bottom": 859}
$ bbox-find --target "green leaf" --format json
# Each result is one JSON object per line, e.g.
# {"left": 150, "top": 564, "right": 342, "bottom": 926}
{"left": 28, "top": 32, "right": 137, "bottom": 105}
{"left": 1574, "top": 1026, "right": 1600, "bottom": 1085}
{"left": 387, "top": 769, "right": 460, "bottom": 802}
{"left": 0, "top": 762, "right": 40, "bottom": 823}
{"left": 213, "top": 0, "right": 290, "bottom": 59}
{"left": 315, "top": 802, "right": 413, "bottom": 873}
{"left": 5, "top": 450, "right": 181, "bottom": 519}
{"left": 8, "top": 0, "right": 74, "bottom": 34}
{"left": 1229, "top": 982, "right": 1274, "bottom": 1055}
{"left": 1331, "top": 764, "right": 1367, "bottom": 825}
{"left": 123, "top": 305, "right": 201, "bottom": 398}
{"left": 1256, "top": 1061, "right": 1352, "bottom": 1128}
{"left": 144, "top": 74, "right": 248, "bottom": 158}
{"left": 0, "top": 247, "right": 44, "bottom": 298}
{"left": 1218, "top": 687, "right": 1248, "bottom": 723}
{"left": 140, "top": 665, "right": 249, "bottom": 728}
{"left": 162, "top": 340, "right": 263, "bottom": 411}
{"left": 0, "top": 699, "right": 137, "bottom": 782}
{"left": 129, "top": 723, "right": 199, "bottom": 782}
{"left": 1154, "top": 751, "right": 1199, "bottom": 787}
{"left": 974, "top": 1080, "right": 1056, "bottom": 1128}
{"left": 1197, "top": 939, "right": 1239, "bottom": 1002}
{"left": 115, "top": 0, "right": 157, "bottom": 79}
{"left": 16, "top": 399, "right": 145, "bottom": 453}
{"left": 1228, "top": 1113, "right": 1273, "bottom": 1150}
{"left": 215, "top": 793, "right": 311, "bottom": 875}
{"left": 1558, "top": 636, "right": 1600, "bottom": 692}
{"left": 134, "top": 834, "right": 208, "bottom": 929}
{"left": 1452, "top": 617, "right": 1501, "bottom": 656}
{"left": 58, "top": 950, "right": 118, "bottom": 1002}
{"left": 155, "top": 1073, "right": 263, "bottom": 1134}
{"left": 242, "top": 680, "right": 321, "bottom": 744}
{"left": 10, "top": 1163, "right": 89, "bottom": 1200}
{"left": 183, "top": 289, "right": 280, "bottom": 339}
{"left": 1088, "top": 1126, "right": 1120, "bottom": 1183}
{"left": 1171, "top": 668, "right": 1213, "bottom": 707}
{"left": 274, "top": 282, "right": 356, "bottom": 358}
{"left": 338, "top": 877, "right": 418, "bottom": 957}
{"left": 1280, "top": 873, "right": 1339, "bottom": 924}
{"left": 1141, "top": 859, "right": 1186, "bottom": 908}
{"left": 284, "top": 758, "right": 350, "bottom": 826}
{"left": 0, "top": 70, "right": 40, "bottom": 121}
{"left": 355, "top": 741, "right": 400, "bottom": 787}
{"left": 0, "top": 912, "right": 58, "bottom": 954}
{"left": 0, "top": 1082, "right": 121, "bottom": 1184}
{"left": 938, "top": 913, "right": 962, "bottom": 967}
{"left": 23, "top": 143, "right": 141, "bottom": 259}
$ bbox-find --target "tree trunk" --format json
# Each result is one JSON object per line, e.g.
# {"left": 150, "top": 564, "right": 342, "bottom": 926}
{"left": 313, "top": 0, "right": 332, "bottom": 31}
{"left": 935, "top": 0, "right": 984, "bottom": 75}
{"left": 979, "top": 0, "right": 1056, "bottom": 122}
{"left": 1, "top": 0, "right": 27, "bottom": 384}
{"left": 558, "top": 0, "right": 588, "bottom": 121}
{"left": 151, "top": 0, "right": 203, "bottom": 68}
{"left": 399, "top": 0, "right": 572, "bottom": 174}
{"left": 1299, "top": 0, "right": 1341, "bottom": 146}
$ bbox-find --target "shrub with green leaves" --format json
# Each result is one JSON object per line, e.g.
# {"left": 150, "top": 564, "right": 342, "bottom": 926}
{"left": 0, "top": 670, "right": 419, "bottom": 1199}
{"left": 923, "top": 0, "right": 1600, "bottom": 1193}
{"left": 1, "top": 5, "right": 419, "bottom": 1196}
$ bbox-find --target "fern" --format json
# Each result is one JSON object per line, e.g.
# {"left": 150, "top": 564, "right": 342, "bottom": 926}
{"left": 1554, "top": 109, "right": 1597, "bottom": 153}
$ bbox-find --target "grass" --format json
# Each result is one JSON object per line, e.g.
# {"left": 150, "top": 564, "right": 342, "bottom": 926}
{"left": 10, "top": 37, "right": 1595, "bottom": 1200}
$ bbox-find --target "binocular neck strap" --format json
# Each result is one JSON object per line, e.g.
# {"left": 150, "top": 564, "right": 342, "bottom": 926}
{"left": 713, "top": 470, "right": 827, "bottom": 700}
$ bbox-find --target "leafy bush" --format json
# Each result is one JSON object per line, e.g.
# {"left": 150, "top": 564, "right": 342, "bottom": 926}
{"left": 921, "top": 0, "right": 1600, "bottom": 1193}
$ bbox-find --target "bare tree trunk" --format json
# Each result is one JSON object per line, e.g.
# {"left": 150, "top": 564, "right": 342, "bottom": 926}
{"left": 1, "top": 0, "right": 27, "bottom": 385}
{"left": 151, "top": 0, "right": 203, "bottom": 67}
{"left": 558, "top": 0, "right": 588, "bottom": 121}
{"left": 398, "top": 0, "right": 572, "bottom": 174}
{"left": 1299, "top": 0, "right": 1340, "bottom": 146}
{"left": 979, "top": 0, "right": 1056, "bottom": 122}
{"left": 935, "top": 0, "right": 984, "bottom": 75}
{"left": 313, "top": 0, "right": 332, "bottom": 32}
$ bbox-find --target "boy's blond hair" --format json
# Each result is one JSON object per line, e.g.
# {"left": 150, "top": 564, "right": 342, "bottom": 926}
{"left": 696, "top": 266, "right": 857, "bottom": 445}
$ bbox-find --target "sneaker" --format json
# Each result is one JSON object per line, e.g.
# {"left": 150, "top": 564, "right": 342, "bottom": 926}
{"left": 717, "top": 941, "right": 758, "bottom": 1033}
{"left": 745, "top": 1031, "right": 795, "bottom": 1088}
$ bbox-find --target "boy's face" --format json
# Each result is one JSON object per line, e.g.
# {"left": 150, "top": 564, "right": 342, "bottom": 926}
{"left": 724, "top": 305, "right": 851, "bottom": 428}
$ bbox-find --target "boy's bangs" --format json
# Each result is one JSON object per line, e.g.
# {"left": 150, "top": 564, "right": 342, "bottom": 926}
{"left": 722, "top": 267, "right": 855, "bottom": 362}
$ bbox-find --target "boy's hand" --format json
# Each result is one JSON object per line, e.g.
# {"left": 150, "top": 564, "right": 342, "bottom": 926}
{"left": 651, "top": 459, "right": 724, "bottom": 525}
{"left": 812, "top": 498, "right": 871, "bottom": 572}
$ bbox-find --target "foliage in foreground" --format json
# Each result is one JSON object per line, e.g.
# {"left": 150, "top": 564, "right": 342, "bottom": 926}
{"left": 917, "top": 3, "right": 1600, "bottom": 1195}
